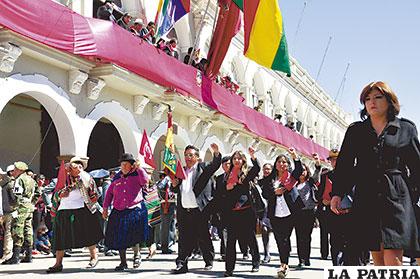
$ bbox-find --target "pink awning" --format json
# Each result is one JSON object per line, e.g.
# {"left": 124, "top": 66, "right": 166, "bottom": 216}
{"left": 0, "top": 0, "right": 329, "bottom": 159}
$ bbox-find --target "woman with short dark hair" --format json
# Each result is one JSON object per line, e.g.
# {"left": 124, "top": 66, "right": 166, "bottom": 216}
{"left": 331, "top": 81, "right": 420, "bottom": 265}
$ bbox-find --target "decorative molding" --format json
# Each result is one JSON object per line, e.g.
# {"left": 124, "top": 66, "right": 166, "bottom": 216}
{"left": 201, "top": 121, "right": 213, "bottom": 136}
{"left": 152, "top": 103, "right": 166, "bottom": 120}
{"left": 189, "top": 115, "right": 201, "bottom": 132}
{"left": 133, "top": 95, "right": 150, "bottom": 115}
{"left": 68, "top": 69, "right": 88, "bottom": 95}
{"left": 229, "top": 131, "right": 239, "bottom": 145}
{"left": 86, "top": 78, "right": 105, "bottom": 100}
{"left": 224, "top": 130, "right": 234, "bottom": 142}
{"left": 0, "top": 42, "right": 22, "bottom": 73}
{"left": 251, "top": 138, "right": 261, "bottom": 150}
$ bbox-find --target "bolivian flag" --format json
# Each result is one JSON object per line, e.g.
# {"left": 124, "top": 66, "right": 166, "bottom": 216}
{"left": 162, "top": 110, "right": 186, "bottom": 179}
{"left": 233, "top": 0, "right": 291, "bottom": 76}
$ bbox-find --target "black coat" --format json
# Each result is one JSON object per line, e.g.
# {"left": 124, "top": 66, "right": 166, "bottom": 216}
{"left": 213, "top": 159, "right": 260, "bottom": 215}
{"left": 171, "top": 153, "right": 222, "bottom": 212}
{"left": 333, "top": 117, "right": 420, "bottom": 252}
{"left": 261, "top": 160, "right": 305, "bottom": 219}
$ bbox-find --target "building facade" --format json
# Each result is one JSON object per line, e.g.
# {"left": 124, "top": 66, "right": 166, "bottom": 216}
{"left": 0, "top": 0, "right": 351, "bottom": 178}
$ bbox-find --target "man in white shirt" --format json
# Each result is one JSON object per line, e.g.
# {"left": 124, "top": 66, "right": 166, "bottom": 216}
{"left": 171, "top": 144, "right": 221, "bottom": 274}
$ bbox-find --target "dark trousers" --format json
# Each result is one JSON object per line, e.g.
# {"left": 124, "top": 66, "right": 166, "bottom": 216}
{"left": 317, "top": 205, "right": 342, "bottom": 265}
{"left": 271, "top": 215, "right": 294, "bottom": 265}
{"left": 294, "top": 209, "right": 315, "bottom": 262}
{"left": 176, "top": 207, "right": 214, "bottom": 266}
{"left": 160, "top": 203, "right": 176, "bottom": 252}
{"left": 225, "top": 208, "right": 260, "bottom": 272}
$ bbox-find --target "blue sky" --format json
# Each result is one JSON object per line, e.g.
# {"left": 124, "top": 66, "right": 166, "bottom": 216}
{"left": 280, "top": 0, "right": 420, "bottom": 125}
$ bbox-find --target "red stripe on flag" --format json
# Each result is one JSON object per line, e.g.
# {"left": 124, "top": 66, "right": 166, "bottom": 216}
{"left": 180, "top": 0, "right": 190, "bottom": 12}
{"left": 243, "top": 0, "right": 260, "bottom": 53}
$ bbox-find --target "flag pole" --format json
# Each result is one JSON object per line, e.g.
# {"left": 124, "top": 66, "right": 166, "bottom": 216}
{"left": 188, "top": 0, "right": 212, "bottom": 65}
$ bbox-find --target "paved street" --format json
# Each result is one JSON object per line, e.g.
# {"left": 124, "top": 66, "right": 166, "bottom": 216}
{"left": 2, "top": 228, "right": 330, "bottom": 278}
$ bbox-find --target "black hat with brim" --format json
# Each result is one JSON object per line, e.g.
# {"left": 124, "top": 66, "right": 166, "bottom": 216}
{"left": 120, "top": 153, "right": 136, "bottom": 164}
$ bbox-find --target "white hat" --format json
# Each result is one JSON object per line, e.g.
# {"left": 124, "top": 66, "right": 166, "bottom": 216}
{"left": 0, "top": 168, "right": 5, "bottom": 174}
{"left": 70, "top": 156, "right": 89, "bottom": 170}
{"left": 6, "top": 164, "right": 14, "bottom": 172}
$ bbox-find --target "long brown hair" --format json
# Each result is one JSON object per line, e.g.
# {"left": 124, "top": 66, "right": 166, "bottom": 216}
{"left": 229, "top": 150, "right": 248, "bottom": 183}
{"left": 359, "top": 81, "right": 400, "bottom": 120}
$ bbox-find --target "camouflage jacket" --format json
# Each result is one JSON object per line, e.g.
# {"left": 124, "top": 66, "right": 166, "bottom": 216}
{"left": 13, "top": 173, "right": 38, "bottom": 211}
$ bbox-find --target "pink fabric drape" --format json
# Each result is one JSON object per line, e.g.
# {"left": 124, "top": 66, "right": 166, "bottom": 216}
{"left": 0, "top": 0, "right": 329, "bottom": 159}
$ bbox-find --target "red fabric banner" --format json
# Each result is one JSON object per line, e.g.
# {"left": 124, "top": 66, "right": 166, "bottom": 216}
{"left": 0, "top": 0, "right": 329, "bottom": 160}
{"left": 139, "top": 130, "right": 156, "bottom": 169}
{"left": 205, "top": 0, "right": 241, "bottom": 78}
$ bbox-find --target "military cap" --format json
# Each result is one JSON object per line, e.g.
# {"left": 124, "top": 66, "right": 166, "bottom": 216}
{"left": 14, "top": 161, "right": 28, "bottom": 171}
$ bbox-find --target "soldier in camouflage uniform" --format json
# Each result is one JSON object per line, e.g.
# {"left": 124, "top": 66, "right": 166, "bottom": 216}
{"left": 4, "top": 161, "right": 38, "bottom": 264}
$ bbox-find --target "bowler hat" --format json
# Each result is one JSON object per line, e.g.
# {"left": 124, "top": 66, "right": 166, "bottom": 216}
{"left": 120, "top": 153, "right": 136, "bottom": 164}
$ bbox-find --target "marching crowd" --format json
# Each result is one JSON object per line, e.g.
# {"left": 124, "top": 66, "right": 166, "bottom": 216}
{"left": 1, "top": 54, "right": 420, "bottom": 278}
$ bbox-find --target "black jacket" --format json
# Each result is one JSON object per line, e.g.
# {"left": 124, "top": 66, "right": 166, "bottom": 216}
{"left": 213, "top": 159, "right": 260, "bottom": 215}
{"left": 333, "top": 117, "right": 420, "bottom": 252}
{"left": 315, "top": 169, "right": 336, "bottom": 204}
{"left": 171, "top": 153, "right": 222, "bottom": 212}
{"left": 261, "top": 159, "right": 304, "bottom": 219}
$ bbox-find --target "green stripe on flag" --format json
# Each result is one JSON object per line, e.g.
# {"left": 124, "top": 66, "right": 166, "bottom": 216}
{"left": 232, "top": 0, "right": 243, "bottom": 11}
{"left": 271, "top": 26, "right": 291, "bottom": 76}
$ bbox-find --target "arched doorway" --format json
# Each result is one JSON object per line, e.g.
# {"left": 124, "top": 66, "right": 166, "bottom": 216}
{"left": 87, "top": 117, "right": 124, "bottom": 171}
{"left": 0, "top": 94, "right": 60, "bottom": 179}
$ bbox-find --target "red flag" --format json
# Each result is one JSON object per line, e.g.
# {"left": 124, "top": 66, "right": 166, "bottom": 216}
{"left": 175, "top": 159, "right": 186, "bottom": 180}
{"left": 55, "top": 160, "right": 67, "bottom": 192}
{"left": 139, "top": 129, "right": 156, "bottom": 169}
{"left": 205, "top": 0, "right": 241, "bottom": 78}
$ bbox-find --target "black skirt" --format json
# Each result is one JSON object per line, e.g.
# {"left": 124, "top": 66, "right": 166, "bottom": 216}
{"left": 105, "top": 202, "right": 149, "bottom": 250}
{"left": 52, "top": 206, "right": 103, "bottom": 251}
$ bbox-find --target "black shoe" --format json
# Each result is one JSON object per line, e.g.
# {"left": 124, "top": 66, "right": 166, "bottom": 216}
{"left": 114, "top": 263, "right": 128, "bottom": 271}
{"left": 219, "top": 255, "right": 225, "bottom": 262}
{"left": 204, "top": 264, "right": 213, "bottom": 270}
{"left": 224, "top": 271, "right": 233, "bottom": 277}
{"left": 262, "top": 255, "right": 271, "bottom": 264}
{"left": 304, "top": 259, "right": 311, "bottom": 266}
{"left": 46, "top": 264, "right": 63, "bottom": 273}
{"left": 251, "top": 264, "right": 259, "bottom": 272}
{"left": 21, "top": 247, "right": 32, "bottom": 263}
{"left": 242, "top": 253, "right": 249, "bottom": 260}
{"left": 63, "top": 251, "right": 72, "bottom": 257}
{"left": 4, "top": 247, "right": 20, "bottom": 264}
{"left": 162, "top": 249, "right": 174, "bottom": 254}
{"left": 321, "top": 255, "right": 328, "bottom": 260}
{"left": 171, "top": 264, "right": 188, "bottom": 274}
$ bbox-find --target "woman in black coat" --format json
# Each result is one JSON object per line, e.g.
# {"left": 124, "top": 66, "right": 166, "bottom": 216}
{"left": 331, "top": 81, "right": 420, "bottom": 266}
{"left": 222, "top": 147, "right": 260, "bottom": 277}
{"left": 261, "top": 148, "right": 304, "bottom": 279}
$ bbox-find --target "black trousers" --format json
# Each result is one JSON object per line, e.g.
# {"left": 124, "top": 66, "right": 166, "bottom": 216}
{"left": 317, "top": 205, "right": 342, "bottom": 265}
{"left": 176, "top": 207, "right": 214, "bottom": 266}
{"left": 294, "top": 209, "right": 316, "bottom": 262}
{"left": 271, "top": 215, "right": 294, "bottom": 265}
{"left": 225, "top": 208, "right": 260, "bottom": 272}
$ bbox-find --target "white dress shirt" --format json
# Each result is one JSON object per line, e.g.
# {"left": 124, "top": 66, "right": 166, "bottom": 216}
{"left": 274, "top": 180, "right": 291, "bottom": 218}
{"left": 181, "top": 163, "right": 199, "bottom": 209}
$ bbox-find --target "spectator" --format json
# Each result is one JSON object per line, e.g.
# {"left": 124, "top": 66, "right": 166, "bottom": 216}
{"left": 35, "top": 225, "right": 51, "bottom": 254}
{"left": 197, "top": 58, "right": 208, "bottom": 72}
{"left": 130, "top": 19, "right": 143, "bottom": 37}
{"left": 140, "top": 21, "right": 156, "bottom": 44}
{"left": 96, "top": 0, "right": 116, "bottom": 22}
{"left": 163, "top": 38, "right": 179, "bottom": 59}
{"left": 117, "top": 13, "right": 132, "bottom": 31}
{"left": 254, "top": 100, "right": 264, "bottom": 112}
{"left": 184, "top": 47, "right": 200, "bottom": 68}
{"left": 156, "top": 38, "right": 166, "bottom": 50}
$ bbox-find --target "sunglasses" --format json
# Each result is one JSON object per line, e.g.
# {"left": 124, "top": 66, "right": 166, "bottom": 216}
{"left": 184, "top": 153, "right": 196, "bottom": 158}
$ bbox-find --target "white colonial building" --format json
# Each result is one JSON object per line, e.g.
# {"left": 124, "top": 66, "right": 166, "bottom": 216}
{"left": 0, "top": 0, "right": 351, "bottom": 178}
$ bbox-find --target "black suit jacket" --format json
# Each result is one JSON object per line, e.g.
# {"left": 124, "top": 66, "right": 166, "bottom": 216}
{"left": 172, "top": 153, "right": 222, "bottom": 212}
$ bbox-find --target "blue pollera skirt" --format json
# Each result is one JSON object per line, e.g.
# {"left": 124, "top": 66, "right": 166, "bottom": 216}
{"left": 104, "top": 202, "right": 149, "bottom": 250}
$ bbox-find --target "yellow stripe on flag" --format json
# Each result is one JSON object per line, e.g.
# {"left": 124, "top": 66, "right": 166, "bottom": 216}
{"left": 245, "top": 0, "right": 283, "bottom": 68}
